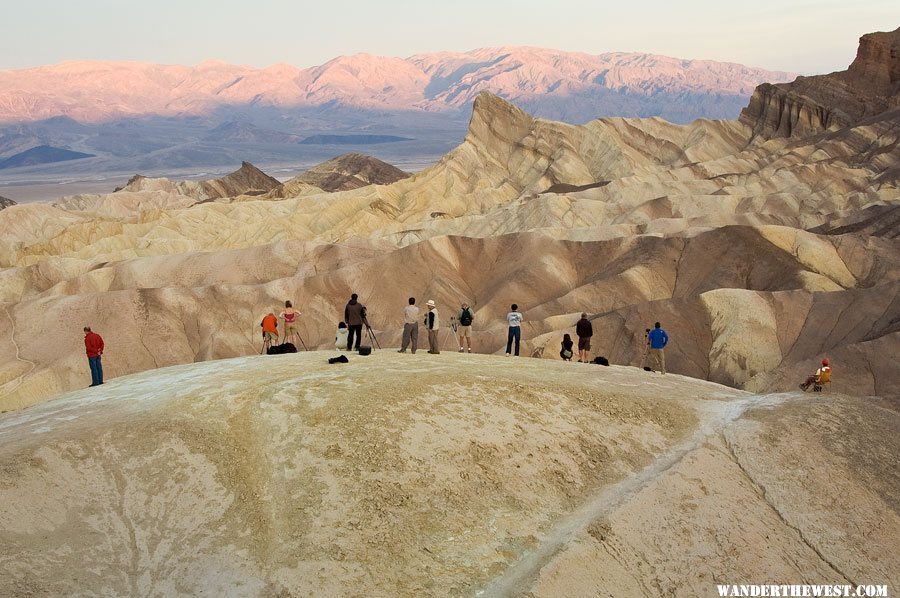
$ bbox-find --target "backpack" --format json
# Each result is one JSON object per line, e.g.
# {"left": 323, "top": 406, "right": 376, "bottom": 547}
{"left": 459, "top": 308, "right": 473, "bottom": 327}
{"left": 267, "top": 343, "right": 297, "bottom": 355}
{"left": 592, "top": 356, "right": 610, "bottom": 366}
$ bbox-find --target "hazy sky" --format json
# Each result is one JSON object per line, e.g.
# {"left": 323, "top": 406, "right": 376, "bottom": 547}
{"left": 2, "top": 0, "right": 896, "bottom": 74}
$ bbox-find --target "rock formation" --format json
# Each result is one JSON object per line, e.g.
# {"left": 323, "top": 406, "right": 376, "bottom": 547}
{"left": 52, "top": 161, "right": 285, "bottom": 217}
{"left": 285, "top": 153, "right": 410, "bottom": 192}
{"left": 740, "top": 27, "right": 899, "bottom": 138}
{"left": 0, "top": 194, "right": 15, "bottom": 209}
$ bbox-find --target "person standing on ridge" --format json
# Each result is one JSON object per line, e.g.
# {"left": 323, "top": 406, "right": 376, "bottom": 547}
{"left": 506, "top": 303, "right": 524, "bottom": 357}
{"left": 647, "top": 322, "right": 669, "bottom": 374}
{"left": 575, "top": 312, "right": 593, "bottom": 363}
{"left": 281, "top": 300, "right": 300, "bottom": 344}
{"left": 260, "top": 312, "right": 279, "bottom": 352}
{"left": 344, "top": 293, "right": 365, "bottom": 351}
{"left": 425, "top": 300, "right": 440, "bottom": 354}
{"left": 84, "top": 326, "right": 105, "bottom": 387}
{"left": 457, "top": 302, "right": 474, "bottom": 353}
{"left": 399, "top": 297, "right": 419, "bottom": 354}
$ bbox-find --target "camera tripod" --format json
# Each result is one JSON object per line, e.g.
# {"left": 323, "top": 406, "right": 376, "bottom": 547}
{"left": 448, "top": 317, "right": 460, "bottom": 351}
{"left": 363, "top": 318, "right": 381, "bottom": 349}
{"left": 260, "top": 332, "right": 276, "bottom": 355}
{"left": 284, "top": 329, "right": 309, "bottom": 351}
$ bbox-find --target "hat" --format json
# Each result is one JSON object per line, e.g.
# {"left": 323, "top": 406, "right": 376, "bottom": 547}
{"left": 426, "top": 299, "right": 436, "bottom": 307}
{"left": 822, "top": 357, "right": 829, "bottom": 366}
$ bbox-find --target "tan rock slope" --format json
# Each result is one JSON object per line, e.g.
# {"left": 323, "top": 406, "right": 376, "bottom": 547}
{"left": 0, "top": 31, "right": 898, "bottom": 413}
{"left": 52, "top": 161, "right": 284, "bottom": 217}
{"left": 1, "top": 354, "right": 896, "bottom": 596}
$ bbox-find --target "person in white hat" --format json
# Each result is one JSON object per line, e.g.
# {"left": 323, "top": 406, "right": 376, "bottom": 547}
{"left": 425, "top": 299, "right": 440, "bottom": 354}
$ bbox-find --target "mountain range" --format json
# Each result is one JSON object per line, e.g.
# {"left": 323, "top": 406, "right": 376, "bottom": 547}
{"left": 0, "top": 48, "right": 795, "bottom": 124}
{"left": 0, "top": 48, "right": 796, "bottom": 182}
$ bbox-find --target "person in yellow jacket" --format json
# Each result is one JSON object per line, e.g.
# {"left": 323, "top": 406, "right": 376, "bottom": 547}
{"left": 800, "top": 358, "right": 832, "bottom": 391}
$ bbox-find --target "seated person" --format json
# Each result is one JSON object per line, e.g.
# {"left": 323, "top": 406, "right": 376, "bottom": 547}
{"left": 560, "top": 333, "right": 574, "bottom": 361}
{"left": 800, "top": 358, "right": 832, "bottom": 391}
{"left": 335, "top": 322, "right": 349, "bottom": 350}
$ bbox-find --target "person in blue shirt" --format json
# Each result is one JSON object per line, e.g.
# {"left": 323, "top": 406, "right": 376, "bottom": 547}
{"left": 647, "top": 322, "right": 669, "bottom": 374}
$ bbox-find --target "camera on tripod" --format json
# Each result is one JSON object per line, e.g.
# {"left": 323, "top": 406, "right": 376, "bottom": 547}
{"left": 362, "top": 313, "right": 381, "bottom": 350}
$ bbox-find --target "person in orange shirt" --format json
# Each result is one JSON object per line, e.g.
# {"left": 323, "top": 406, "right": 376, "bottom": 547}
{"left": 260, "top": 312, "right": 279, "bottom": 353}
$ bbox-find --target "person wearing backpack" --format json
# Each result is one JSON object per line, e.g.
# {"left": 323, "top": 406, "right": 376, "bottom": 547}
{"left": 457, "top": 302, "right": 474, "bottom": 353}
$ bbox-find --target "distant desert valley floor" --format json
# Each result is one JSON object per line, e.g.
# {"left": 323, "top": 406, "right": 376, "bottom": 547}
{"left": 0, "top": 45, "right": 798, "bottom": 199}
{"left": 1, "top": 28, "right": 899, "bottom": 597}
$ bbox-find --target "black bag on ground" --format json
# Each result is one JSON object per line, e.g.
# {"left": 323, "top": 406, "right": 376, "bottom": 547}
{"left": 267, "top": 343, "right": 297, "bottom": 355}
{"left": 328, "top": 355, "right": 349, "bottom": 364}
{"left": 358, "top": 346, "right": 372, "bottom": 356}
{"left": 592, "top": 356, "right": 610, "bottom": 366}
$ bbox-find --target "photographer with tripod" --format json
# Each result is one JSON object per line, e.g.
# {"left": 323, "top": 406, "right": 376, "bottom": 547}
{"left": 344, "top": 293, "right": 365, "bottom": 351}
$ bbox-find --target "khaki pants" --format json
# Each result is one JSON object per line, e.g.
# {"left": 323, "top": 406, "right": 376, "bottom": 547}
{"left": 401, "top": 323, "right": 418, "bottom": 353}
{"left": 649, "top": 348, "right": 666, "bottom": 374}
{"left": 428, "top": 329, "right": 440, "bottom": 354}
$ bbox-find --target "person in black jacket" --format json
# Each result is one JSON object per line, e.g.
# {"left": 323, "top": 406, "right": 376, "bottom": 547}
{"left": 576, "top": 313, "right": 593, "bottom": 363}
{"left": 344, "top": 293, "right": 365, "bottom": 350}
{"left": 560, "top": 333, "right": 574, "bottom": 361}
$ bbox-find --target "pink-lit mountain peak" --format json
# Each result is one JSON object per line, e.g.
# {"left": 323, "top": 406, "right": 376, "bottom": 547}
{"left": 0, "top": 48, "right": 796, "bottom": 123}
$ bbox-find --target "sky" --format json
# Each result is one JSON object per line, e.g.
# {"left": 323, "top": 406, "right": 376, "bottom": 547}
{"left": 1, "top": 0, "right": 896, "bottom": 74}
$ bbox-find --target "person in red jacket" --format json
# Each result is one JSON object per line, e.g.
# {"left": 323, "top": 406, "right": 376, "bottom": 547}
{"left": 83, "top": 326, "right": 104, "bottom": 387}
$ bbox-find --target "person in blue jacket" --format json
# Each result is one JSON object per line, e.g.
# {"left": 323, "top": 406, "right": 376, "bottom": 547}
{"left": 647, "top": 322, "right": 669, "bottom": 374}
